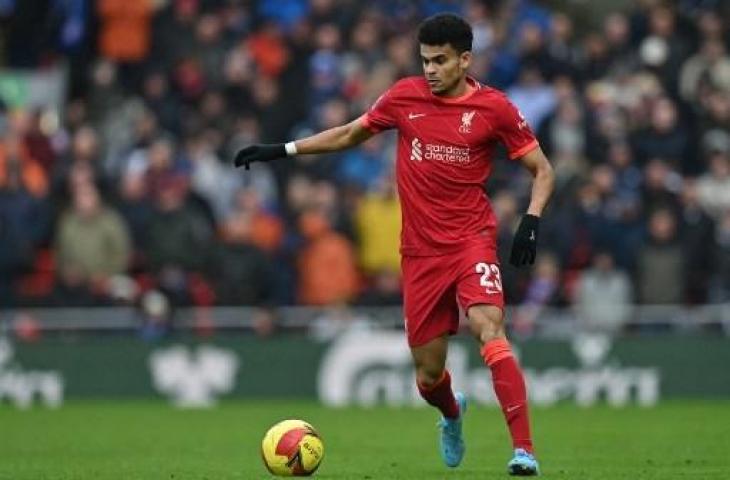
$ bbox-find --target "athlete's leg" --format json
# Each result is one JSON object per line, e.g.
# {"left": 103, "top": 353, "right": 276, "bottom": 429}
{"left": 467, "top": 305, "right": 539, "bottom": 475}
{"left": 411, "top": 334, "right": 448, "bottom": 386}
{"left": 466, "top": 303, "right": 506, "bottom": 343}
{"left": 402, "top": 252, "right": 466, "bottom": 468}
{"left": 403, "top": 254, "right": 459, "bottom": 404}
{"left": 411, "top": 334, "right": 458, "bottom": 416}
{"left": 411, "top": 334, "right": 466, "bottom": 468}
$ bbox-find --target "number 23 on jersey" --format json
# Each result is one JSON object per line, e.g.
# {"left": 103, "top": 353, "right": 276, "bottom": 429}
{"left": 475, "top": 262, "right": 503, "bottom": 294}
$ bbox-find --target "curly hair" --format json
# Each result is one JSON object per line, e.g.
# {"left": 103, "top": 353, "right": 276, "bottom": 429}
{"left": 417, "top": 13, "right": 473, "bottom": 53}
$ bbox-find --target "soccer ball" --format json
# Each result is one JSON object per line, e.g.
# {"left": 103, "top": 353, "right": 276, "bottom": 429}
{"left": 261, "top": 419, "right": 324, "bottom": 476}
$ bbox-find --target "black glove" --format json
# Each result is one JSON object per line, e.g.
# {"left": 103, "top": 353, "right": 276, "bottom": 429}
{"left": 509, "top": 214, "right": 540, "bottom": 267}
{"left": 233, "top": 143, "right": 287, "bottom": 170}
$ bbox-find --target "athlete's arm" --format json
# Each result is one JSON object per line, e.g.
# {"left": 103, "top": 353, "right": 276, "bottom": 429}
{"left": 233, "top": 118, "right": 374, "bottom": 170}
{"left": 519, "top": 146, "right": 554, "bottom": 218}
{"left": 509, "top": 146, "right": 555, "bottom": 267}
{"left": 295, "top": 117, "right": 374, "bottom": 154}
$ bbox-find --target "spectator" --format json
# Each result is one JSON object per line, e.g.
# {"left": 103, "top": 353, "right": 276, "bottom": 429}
{"left": 537, "top": 95, "right": 586, "bottom": 183}
{"left": 214, "top": 211, "right": 278, "bottom": 305}
{"left": 354, "top": 178, "right": 401, "bottom": 275}
{"left": 233, "top": 187, "right": 285, "bottom": 254}
{"left": 545, "top": 13, "right": 580, "bottom": 81}
{"left": 680, "top": 179, "right": 716, "bottom": 304}
{"left": 23, "top": 110, "right": 56, "bottom": 175}
{"left": 603, "top": 12, "right": 638, "bottom": 75}
{"left": 193, "top": 14, "right": 228, "bottom": 88}
{"left": 297, "top": 209, "right": 359, "bottom": 305}
{"left": 98, "top": 0, "right": 154, "bottom": 63}
{"left": 573, "top": 181, "right": 613, "bottom": 258}
{"left": 125, "top": 136, "right": 188, "bottom": 196}
{"left": 575, "top": 251, "right": 633, "bottom": 333}
{"left": 696, "top": 147, "right": 730, "bottom": 221}
{"left": 55, "top": 184, "right": 131, "bottom": 294}
{"left": 291, "top": 97, "right": 349, "bottom": 180}
{"left": 0, "top": 165, "right": 50, "bottom": 304}
{"left": 506, "top": 66, "right": 557, "bottom": 132}
{"left": 247, "top": 21, "right": 291, "bottom": 80}
{"left": 338, "top": 135, "right": 388, "bottom": 192}
{"left": 641, "top": 158, "right": 682, "bottom": 217}
{"left": 680, "top": 39, "right": 730, "bottom": 103}
{"left": 97, "top": 0, "right": 155, "bottom": 91}
{"left": 250, "top": 76, "right": 295, "bottom": 145}
{"left": 0, "top": 134, "right": 48, "bottom": 199}
{"left": 283, "top": 173, "right": 314, "bottom": 229}
{"left": 141, "top": 71, "right": 182, "bottom": 135}
{"left": 580, "top": 33, "right": 611, "bottom": 81}
{"left": 152, "top": 0, "right": 198, "bottom": 70}
{"left": 632, "top": 97, "right": 690, "bottom": 172}
{"left": 513, "top": 252, "right": 563, "bottom": 335}
{"left": 518, "top": 20, "right": 556, "bottom": 80}
{"left": 346, "top": 17, "right": 385, "bottom": 71}
{"left": 310, "top": 179, "right": 355, "bottom": 240}
{"left": 309, "top": 23, "right": 344, "bottom": 106}
{"left": 86, "top": 61, "right": 148, "bottom": 174}
{"left": 52, "top": 125, "right": 107, "bottom": 207}
{"left": 638, "top": 4, "right": 691, "bottom": 96}
{"left": 115, "top": 173, "right": 152, "bottom": 254}
{"left": 187, "top": 132, "right": 241, "bottom": 223}
{"left": 608, "top": 142, "right": 642, "bottom": 214}
{"left": 144, "top": 175, "right": 213, "bottom": 304}
{"left": 637, "top": 208, "right": 684, "bottom": 304}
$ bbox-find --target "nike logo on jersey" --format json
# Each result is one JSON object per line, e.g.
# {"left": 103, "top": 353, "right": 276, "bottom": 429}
{"left": 408, "top": 112, "right": 426, "bottom": 119}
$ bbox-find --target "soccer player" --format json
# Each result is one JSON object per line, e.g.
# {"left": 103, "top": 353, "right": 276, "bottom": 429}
{"left": 234, "top": 13, "right": 554, "bottom": 476}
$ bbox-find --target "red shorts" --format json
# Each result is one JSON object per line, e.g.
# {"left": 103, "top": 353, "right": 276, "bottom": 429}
{"left": 401, "top": 242, "right": 505, "bottom": 347}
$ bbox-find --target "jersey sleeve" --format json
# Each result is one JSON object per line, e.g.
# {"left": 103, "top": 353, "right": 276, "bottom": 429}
{"left": 494, "top": 95, "right": 539, "bottom": 160}
{"left": 360, "top": 85, "right": 399, "bottom": 134}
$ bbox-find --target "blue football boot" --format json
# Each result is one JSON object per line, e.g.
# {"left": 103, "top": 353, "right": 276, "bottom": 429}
{"left": 437, "top": 391, "right": 467, "bottom": 467}
{"left": 507, "top": 448, "right": 540, "bottom": 476}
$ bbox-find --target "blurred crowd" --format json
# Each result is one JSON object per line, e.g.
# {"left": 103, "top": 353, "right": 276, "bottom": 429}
{"left": 0, "top": 0, "right": 728, "bottom": 324}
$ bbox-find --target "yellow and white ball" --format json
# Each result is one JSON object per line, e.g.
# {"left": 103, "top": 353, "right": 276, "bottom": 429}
{"left": 261, "top": 419, "right": 324, "bottom": 476}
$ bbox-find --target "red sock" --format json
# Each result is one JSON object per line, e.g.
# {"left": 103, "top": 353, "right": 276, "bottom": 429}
{"left": 417, "top": 370, "right": 459, "bottom": 419}
{"left": 481, "top": 338, "right": 534, "bottom": 453}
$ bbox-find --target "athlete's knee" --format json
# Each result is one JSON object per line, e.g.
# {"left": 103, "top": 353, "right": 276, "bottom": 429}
{"left": 467, "top": 304, "right": 505, "bottom": 344}
{"left": 415, "top": 363, "right": 445, "bottom": 388}
{"left": 413, "top": 351, "right": 446, "bottom": 387}
{"left": 411, "top": 336, "right": 448, "bottom": 388}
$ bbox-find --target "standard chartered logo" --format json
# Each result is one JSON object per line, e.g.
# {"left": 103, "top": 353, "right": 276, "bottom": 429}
{"left": 410, "top": 138, "right": 422, "bottom": 161}
{"left": 409, "top": 137, "right": 470, "bottom": 165}
{"left": 425, "top": 144, "right": 470, "bottom": 164}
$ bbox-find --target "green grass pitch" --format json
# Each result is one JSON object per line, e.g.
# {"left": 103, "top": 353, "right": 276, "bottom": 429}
{"left": 1, "top": 401, "right": 729, "bottom": 479}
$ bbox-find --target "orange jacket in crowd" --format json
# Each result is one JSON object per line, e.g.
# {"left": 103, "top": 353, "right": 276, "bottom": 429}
{"left": 297, "top": 212, "right": 359, "bottom": 305}
{"left": 0, "top": 141, "right": 48, "bottom": 198}
{"left": 98, "top": 0, "right": 154, "bottom": 62}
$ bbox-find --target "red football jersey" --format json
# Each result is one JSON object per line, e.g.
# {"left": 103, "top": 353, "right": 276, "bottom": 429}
{"left": 361, "top": 76, "right": 539, "bottom": 256}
